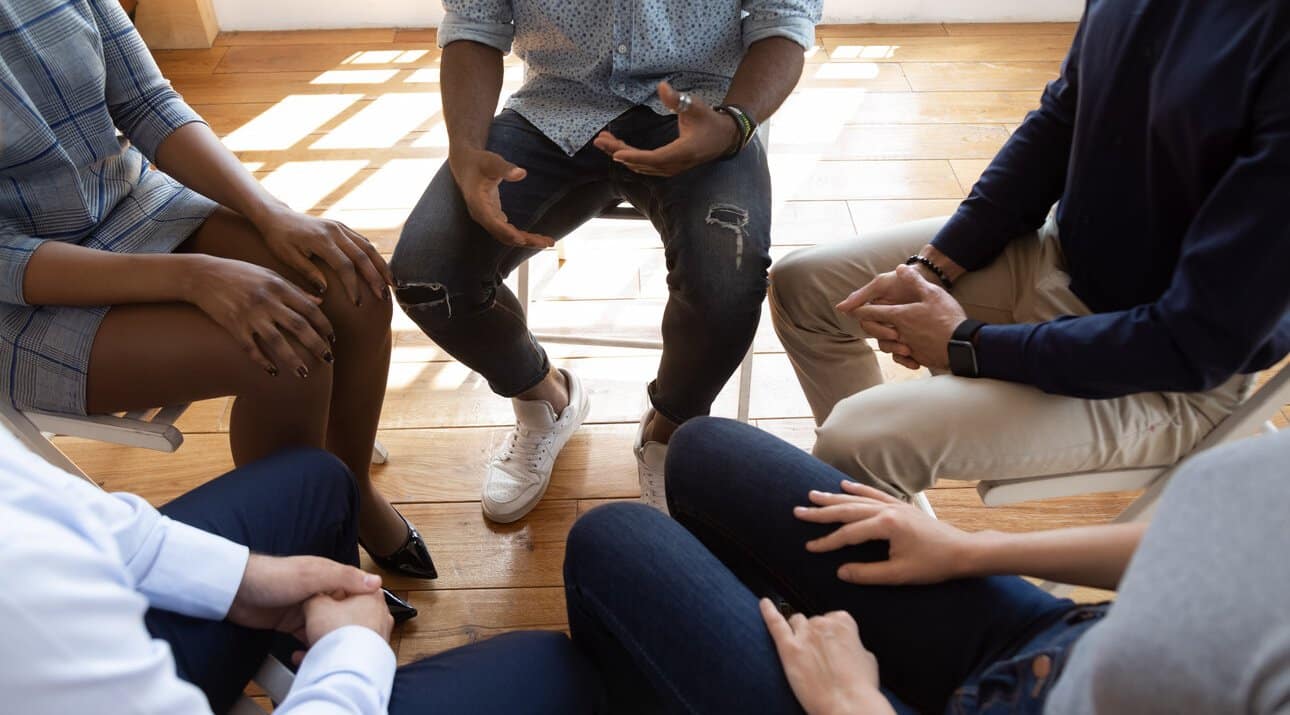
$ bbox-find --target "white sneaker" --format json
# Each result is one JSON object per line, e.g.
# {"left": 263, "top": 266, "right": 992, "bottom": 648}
{"left": 635, "top": 407, "right": 669, "bottom": 512}
{"left": 482, "top": 368, "right": 590, "bottom": 523}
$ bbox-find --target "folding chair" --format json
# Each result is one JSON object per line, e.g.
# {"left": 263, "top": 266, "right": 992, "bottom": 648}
{"left": 514, "top": 125, "right": 772, "bottom": 424}
{"left": 0, "top": 401, "right": 390, "bottom": 713}
{"left": 970, "top": 366, "right": 1290, "bottom": 590}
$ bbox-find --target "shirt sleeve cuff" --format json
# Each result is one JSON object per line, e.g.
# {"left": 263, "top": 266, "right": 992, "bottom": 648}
{"left": 0, "top": 233, "right": 46, "bottom": 306}
{"left": 289, "top": 626, "right": 397, "bottom": 710}
{"left": 929, "top": 207, "right": 999, "bottom": 272}
{"left": 438, "top": 12, "right": 515, "bottom": 54}
{"left": 973, "top": 323, "right": 1035, "bottom": 385}
{"left": 742, "top": 14, "right": 818, "bottom": 51}
{"left": 135, "top": 518, "right": 249, "bottom": 620}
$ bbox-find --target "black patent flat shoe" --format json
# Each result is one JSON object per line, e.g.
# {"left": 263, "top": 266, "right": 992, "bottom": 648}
{"left": 383, "top": 588, "right": 418, "bottom": 624}
{"left": 362, "top": 511, "right": 438, "bottom": 580}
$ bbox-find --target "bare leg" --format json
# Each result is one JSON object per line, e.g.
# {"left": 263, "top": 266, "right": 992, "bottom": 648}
{"left": 88, "top": 206, "right": 408, "bottom": 554}
{"left": 516, "top": 366, "right": 569, "bottom": 412}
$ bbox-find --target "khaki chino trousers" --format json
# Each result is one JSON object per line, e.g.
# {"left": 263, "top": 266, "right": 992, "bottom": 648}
{"left": 769, "top": 217, "right": 1247, "bottom": 496}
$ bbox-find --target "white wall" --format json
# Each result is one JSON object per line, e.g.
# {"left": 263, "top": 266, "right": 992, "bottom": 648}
{"left": 213, "top": 0, "right": 1082, "bottom": 32}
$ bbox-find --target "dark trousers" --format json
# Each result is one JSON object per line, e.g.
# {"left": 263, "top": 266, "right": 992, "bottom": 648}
{"left": 390, "top": 108, "right": 772, "bottom": 423}
{"left": 145, "top": 448, "right": 600, "bottom": 714}
{"left": 564, "top": 419, "right": 1093, "bottom": 714}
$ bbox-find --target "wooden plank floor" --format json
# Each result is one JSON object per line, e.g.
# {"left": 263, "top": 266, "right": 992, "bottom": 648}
{"left": 53, "top": 22, "right": 1289, "bottom": 684}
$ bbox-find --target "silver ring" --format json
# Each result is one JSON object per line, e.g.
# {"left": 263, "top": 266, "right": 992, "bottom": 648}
{"left": 675, "top": 92, "right": 693, "bottom": 114}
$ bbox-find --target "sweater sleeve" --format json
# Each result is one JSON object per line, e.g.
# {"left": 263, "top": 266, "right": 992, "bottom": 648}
{"left": 929, "top": 14, "right": 1083, "bottom": 271}
{"left": 0, "top": 228, "right": 46, "bottom": 306}
{"left": 973, "top": 45, "right": 1290, "bottom": 398}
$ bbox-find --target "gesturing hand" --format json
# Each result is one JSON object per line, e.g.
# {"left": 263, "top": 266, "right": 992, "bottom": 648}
{"left": 186, "top": 255, "right": 335, "bottom": 377}
{"left": 258, "top": 208, "right": 393, "bottom": 306}
{"left": 759, "top": 599, "right": 892, "bottom": 715}
{"left": 837, "top": 265, "right": 967, "bottom": 371}
{"left": 449, "top": 148, "right": 555, "bottom": 248}
{"left": 227, "top": 554, "right": 382, "bottom": 636}
{"left": 796, "top": 481, "right": 975, "bottom": 586}
{"left": 594, "top": 81, "right": 741, "bottom": 177}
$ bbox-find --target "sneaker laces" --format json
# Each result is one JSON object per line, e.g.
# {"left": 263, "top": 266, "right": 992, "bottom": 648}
{"left": 496, "top": 427, "right": 556, "bottom": 478}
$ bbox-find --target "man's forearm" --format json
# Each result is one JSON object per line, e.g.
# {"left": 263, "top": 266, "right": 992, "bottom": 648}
{"left": 723, "top": 37, "right": 806, "bottom": 123}
{"left": 959, "top": 523, "right": 1147, "bottom": 591}
{"left": 442, "top": 40, "right": 505, "bottom": 157}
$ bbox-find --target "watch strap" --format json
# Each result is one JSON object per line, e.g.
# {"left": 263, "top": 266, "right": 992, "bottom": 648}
{"left": 952, "top": 318, "right": 986, "bottom": 343}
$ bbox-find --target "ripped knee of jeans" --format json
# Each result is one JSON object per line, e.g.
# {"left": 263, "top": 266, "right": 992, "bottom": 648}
{"left": 705, "top": 203, "right": 750, "bottom": 270}
{"left": 395, "top": 282, "right": 453, "bottom": 318}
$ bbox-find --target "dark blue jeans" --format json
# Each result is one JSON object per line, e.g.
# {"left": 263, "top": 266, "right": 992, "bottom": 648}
{"left": 390, "top": 108, "right": 772, "bottom": 423}
{"left": 564, "top": 419, "right": 1104, "bottom": 714}
{"left": 145, "top": 448, "right": 600, "bottom": 714}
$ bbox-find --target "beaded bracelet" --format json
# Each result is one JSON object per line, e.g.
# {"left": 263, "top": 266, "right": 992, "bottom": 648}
{"left": 715, "top": 104, "right": 757, "bottom": 158}
{"left": 904, "top": 255, "right": 954, "bottom": 290}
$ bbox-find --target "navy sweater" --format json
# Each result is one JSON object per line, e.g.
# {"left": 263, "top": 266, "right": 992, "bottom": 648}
{"left": 931, "top": 0, "right": 1290, "bottom": 399}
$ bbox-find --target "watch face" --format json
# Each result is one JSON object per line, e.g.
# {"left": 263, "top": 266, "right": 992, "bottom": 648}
{"left": 948, "top": 339, "right": 978, "bottom": 378}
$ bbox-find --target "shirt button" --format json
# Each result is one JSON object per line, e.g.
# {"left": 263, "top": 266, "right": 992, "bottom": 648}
{"left": 617, "top": 43, "right": 628, "bottom": 54}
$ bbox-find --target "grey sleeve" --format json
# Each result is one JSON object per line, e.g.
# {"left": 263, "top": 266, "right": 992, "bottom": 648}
{"left": 439, "top": 0, "right": 516, "bottom": 54}
{"left": 0, "top": 229, "right": 45, "bottom": 306}
{"left": 1045, "top": 429, "right": 1290, "bottom": 715}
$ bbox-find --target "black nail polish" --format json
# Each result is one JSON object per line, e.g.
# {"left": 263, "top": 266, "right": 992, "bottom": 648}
{"left": 296, "top": 366, "right": 309, "bottom": 378}
{"left": 266, "top": 366, "right": 279, "bottom": 377}
{"left": 356, "top": 295, "right": 363, "bottom": 307}
{"left": 382, "top": 286, "right": 391, "bottom": 301}
{"left": 315, "top": 283, "right": 327, "bottom": 295}
{"left": 328, "top": 333, "right": 337, "bottom": 344}
{"left": 323, "top": 351, "right": 334, "bottom": 364}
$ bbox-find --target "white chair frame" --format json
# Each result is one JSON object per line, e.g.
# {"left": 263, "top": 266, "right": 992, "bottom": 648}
{"left": 513, "top": 125, "right": 772, "bottom": 425}
{"left": 968, "top": 367, "right": 1290, "bottom": 591}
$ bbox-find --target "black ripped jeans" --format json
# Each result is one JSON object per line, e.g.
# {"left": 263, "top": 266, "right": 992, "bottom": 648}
{"left": 389, "top": 107, "right": 772, "bottom": 423}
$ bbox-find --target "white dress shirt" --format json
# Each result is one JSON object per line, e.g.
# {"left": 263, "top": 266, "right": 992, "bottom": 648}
{"left": 0, "top": 427, "right": 396, "bottom": 713}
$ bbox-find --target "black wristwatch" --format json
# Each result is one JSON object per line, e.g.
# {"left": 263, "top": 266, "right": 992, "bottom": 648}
{"left": 948, "top": 319, "right": 987, "bottom": 378}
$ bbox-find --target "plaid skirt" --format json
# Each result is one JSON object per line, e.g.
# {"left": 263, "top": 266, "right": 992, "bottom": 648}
{"left": 0, "top": 162, "right": 216, "bottom": 415}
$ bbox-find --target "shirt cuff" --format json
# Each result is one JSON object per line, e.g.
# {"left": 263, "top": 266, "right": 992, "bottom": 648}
{"left": 743, "top": 13, "right": 818, "bottom": 51}
{"left": 929, "top": 207, "right": 1000, "bottom": 272}
{"left": 0, "top": 233, "right": 47, "bottom": 306}
{"left": 135, "top": 518, "right": 249, "bottom": 620}
{"left": 438, "top": 11, "right": 515, "bottom": 54}
{"left": 973, "top": 322, "right": 1036, "bottom": 385}
{"left": 291, "top": 626, "right": 397, "bottom": 710}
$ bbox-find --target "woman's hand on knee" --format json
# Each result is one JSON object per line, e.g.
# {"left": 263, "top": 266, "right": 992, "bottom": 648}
{"left": 795, "top": 481, "right": 975, "bottom": 586}
{"left": 185, "top": 255, "right": 336, "bottom": 377}
{"left": 256, "top": 208, "right": 394, "bottom": 306}
{"left": 760, "top": 600, "right": 893, "bottom": 715}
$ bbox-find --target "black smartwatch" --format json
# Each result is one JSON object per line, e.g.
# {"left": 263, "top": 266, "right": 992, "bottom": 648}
{"left": 948, "top": 319, "right": 987, "bottom": 378}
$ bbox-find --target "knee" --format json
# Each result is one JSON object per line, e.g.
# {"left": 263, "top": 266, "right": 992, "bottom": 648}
{"left": 320, "top": 282, "right": 393, "bottom": 347}
{"left": 664, "top": 416, "right": 732, "bottom": 501}
{"left": 768, "top": 246, "right": 830, "bottom": 327}
{"left": 258, "top": 447, "right": 359, "bottom": 521}
{"left": 813, "top": 393, "right": 923, "bottom": 497}
{"left": 564, "top": 503, "right": 667, "bottom": 584}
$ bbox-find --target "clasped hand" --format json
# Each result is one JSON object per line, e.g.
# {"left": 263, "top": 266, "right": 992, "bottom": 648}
{"left": 835, "top": 264, "right": 967, "bottom": 371}
{"left": 227, "top": 555, "right": 393, "bottom": 661}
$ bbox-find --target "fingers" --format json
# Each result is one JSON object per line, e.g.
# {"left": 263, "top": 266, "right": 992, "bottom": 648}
{"left": 836, "top": 274, "right": 888, "bottom": 313}
{"left": 788, "top": 612, "right": 808, "bottom": 634}
{"left": 611, "top": 140, "right": 688, "bottom": 171}
{"left": 657, "top": 80, "right": 680, "bottom": 112}
{"left": 253, "top": 319, "right": 313, "bottom": 378}
{"left": 480, "top": 213, "right": 556, "bottom": 248}
{"left": 861, "top": 319, "right": 900, "bottom": 341}
{"left": 837, "top": 560, "right": 906, "bottom": 586}
{"left": 301, "top": 559, "right": 382, "bottom": 596}
{"left": 893, "top": 354, "right": 922, "bottom": 370}
{"left": 759, "top": 598, "right": 793, "bottom": 647}
{"left": 839, "top": 480, "right": 904, "bottom": 504}
{"left": 291, "top": 650, "right": 306, "bottom": 668}
{"left": 341, "top": 224, "right": 394, "bottom": 294}
{"left": 312, "top": 241, "right": 363, "bottom": 306}
{"left": 852, "top": 302, "right": 906, "bottom": 326}
{"left": 806, "top": 518, "right": 889, "bottom": 553}
{"left": 277, "top": 289, "right": 336, "bottom": 356}
{"left": 282, "top": 251, "right": 330, "bottom": 298}
{"left": 794, "top": 502, "right": 885, "bottom": 524}
{"left": 876, "top": 339, "right": 912, "bottom": 357}
{"left": 479, "top": 152, "right": 526, "bottom": 182}
{"left": 334, "top": 228, "right": 387, "bottom": 301}
{"left": 235, "top": 330, "right": 278, "bottom": 376}
{"left": 593, "top": 130, "right": 635, "bottom": 156}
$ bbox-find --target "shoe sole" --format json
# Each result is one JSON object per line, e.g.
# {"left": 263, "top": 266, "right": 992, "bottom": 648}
{"left": 481, "top": 388, "right": 592, "bottom": 524}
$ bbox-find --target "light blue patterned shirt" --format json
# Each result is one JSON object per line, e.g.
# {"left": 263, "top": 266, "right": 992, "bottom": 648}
{"left": 440, "top": 0, "right": 821, "bottom": 155}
